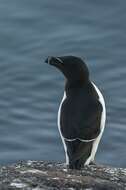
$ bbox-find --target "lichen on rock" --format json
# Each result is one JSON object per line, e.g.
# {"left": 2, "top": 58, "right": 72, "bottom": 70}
{"left": 0, "top": 160, "right": 126, "bottom": 190}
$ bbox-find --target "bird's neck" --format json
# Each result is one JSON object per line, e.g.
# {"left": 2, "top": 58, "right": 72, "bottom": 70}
{"left": 65, "top": 79, "right": 89, "bottom": 93}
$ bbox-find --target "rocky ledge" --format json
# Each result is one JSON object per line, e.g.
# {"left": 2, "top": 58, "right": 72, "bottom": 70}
{"left": 0, "top": 161, "right": 126, "bottom": 190}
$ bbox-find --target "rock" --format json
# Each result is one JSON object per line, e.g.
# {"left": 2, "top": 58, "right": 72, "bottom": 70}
{"left": 0, "top": 160, "right": 126, "bottom": 190}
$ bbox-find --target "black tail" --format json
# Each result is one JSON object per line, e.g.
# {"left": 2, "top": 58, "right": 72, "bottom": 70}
{"left": 68, "top": 159, "right": 84, "bottom": 170}
{"left": 65, "top": 139, "right": 93, "bottom": 170}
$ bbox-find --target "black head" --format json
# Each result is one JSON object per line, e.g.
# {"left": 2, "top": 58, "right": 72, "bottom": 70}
{"left": 45, "top": 56, "right": 89, "bottom": 85}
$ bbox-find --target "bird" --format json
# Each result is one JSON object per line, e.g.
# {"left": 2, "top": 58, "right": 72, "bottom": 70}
{"left": 45, "top": 56, "right": 106, "bottom": 170}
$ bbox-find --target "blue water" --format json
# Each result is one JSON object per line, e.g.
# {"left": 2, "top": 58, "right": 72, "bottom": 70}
{"left": 0, "top": 0, "right": 126, "bottom": 167}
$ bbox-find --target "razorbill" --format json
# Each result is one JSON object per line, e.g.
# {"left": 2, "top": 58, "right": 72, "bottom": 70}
{"left": 45, "top": 56, "right": 106, "bottom": 170}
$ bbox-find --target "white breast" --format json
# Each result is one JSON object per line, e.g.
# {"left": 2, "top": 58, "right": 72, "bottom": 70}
{"left": 57, "top": 92, "right": 69, "bottom": 165}
{"left": 85, "top": 82, "right": 106, "bottom": 165}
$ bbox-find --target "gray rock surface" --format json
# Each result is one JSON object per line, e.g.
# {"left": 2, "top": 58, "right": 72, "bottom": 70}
{"left": 0, "top": 161, "right": 126, "bottom": 190}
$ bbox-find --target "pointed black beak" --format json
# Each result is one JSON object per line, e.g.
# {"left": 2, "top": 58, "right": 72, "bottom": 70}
{"left": 45, "top": 57, "right": 48, "bottom": 63}
{"left": 45, "top": 56, "right": 52, "bottom": 64}
{"left": 45, "top": 56, "right": 63, "bottom": 66}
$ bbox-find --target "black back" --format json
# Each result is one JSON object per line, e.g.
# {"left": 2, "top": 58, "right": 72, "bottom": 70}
{"left": 60, "top": 81, "right": 102, "bottom": 140}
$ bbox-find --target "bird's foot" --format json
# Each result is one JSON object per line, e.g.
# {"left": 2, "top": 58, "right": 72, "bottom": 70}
{"left": 89, "top": 161, "right": 97, "bottom": 166}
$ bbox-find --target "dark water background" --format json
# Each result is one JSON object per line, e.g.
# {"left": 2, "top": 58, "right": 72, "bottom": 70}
{"left": 0, "top": 0, "right": 126, "bottom": 167}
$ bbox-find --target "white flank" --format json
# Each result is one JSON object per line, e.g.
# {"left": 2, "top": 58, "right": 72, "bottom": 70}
{"left": 85, "top": 82, "right": 106, "bottom": 165}
{"left": 58, "top": 92, "right": 69, "bottom": 165}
